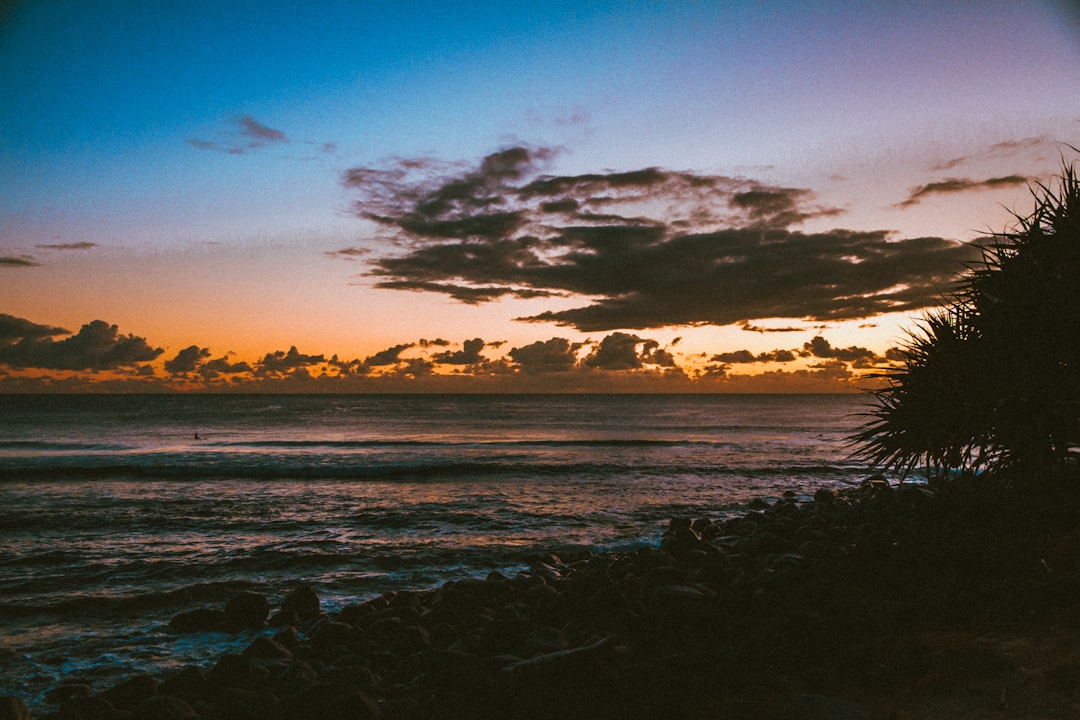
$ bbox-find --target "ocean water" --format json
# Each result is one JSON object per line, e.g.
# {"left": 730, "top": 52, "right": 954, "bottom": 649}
{"left": 0, "top": 393, "right": 873, "bottom": 708}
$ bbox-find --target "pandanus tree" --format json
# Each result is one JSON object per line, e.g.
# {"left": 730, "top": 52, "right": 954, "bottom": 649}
{"left": 855, "top": 162, "right": 1080, "bottom": 481}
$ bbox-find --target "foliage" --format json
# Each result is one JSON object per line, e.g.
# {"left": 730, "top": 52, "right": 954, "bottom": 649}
{"left": 855, "top": 162, "right": 1080, "bottom": 481}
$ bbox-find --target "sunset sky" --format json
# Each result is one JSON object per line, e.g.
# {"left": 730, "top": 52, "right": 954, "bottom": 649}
{"left": 2, "top": 1, "right": 1078, "bottom": 392}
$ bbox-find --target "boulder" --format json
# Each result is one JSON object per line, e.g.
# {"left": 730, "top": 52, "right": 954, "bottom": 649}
{"left": 223, "top": 591, "right": 270, "bottom": 632}
{"left": 168, "top": 607, "right": 225, "bottom": 634}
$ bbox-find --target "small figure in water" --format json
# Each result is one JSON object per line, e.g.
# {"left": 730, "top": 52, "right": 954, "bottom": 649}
{"left": 194, "top": 432, "right": 200, "bottom": 440}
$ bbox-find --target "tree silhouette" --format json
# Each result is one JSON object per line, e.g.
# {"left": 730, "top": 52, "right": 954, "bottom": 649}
{"left": 855, "top": 162, "right": 1080, "bottom": 481}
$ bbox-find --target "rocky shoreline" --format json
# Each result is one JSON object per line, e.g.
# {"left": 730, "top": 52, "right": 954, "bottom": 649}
{"left": 7, "top": 474, "right": 1080, "bottom": 720}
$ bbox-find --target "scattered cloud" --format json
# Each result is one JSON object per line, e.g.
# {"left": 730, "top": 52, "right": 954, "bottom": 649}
{"left": 801, "top": 335, "right": 883, "bottom": 367}
{"left": 507, "top": 337, "right": 578, "bottom": 373}
{"left": 35, "top": 242, "right": 98, "bottom": 251}
{"left": 344, "top": 146, "right": 978, "bottom": 332}
{"left": 325, "top": 247, "right": 371, "bottom": 261}
{"left": 238, "top": 114, "right": 287, "bottom": 145}
{"left": 896, "top": 175, "right": 1029, "bottom": 207}
{"left": 187, "top": 114, "right": 290, "bottom": 155}
{"left": 739, "top": 322, "right": 804, "bottom": 333}
{"left": 583, "top": 332, "right": 675, "bottom": 370}
{"left": 256, "top": 346, "right": 326, "bottom": 376}
{"left": 165, "top": 345, "right": 210, "bottom": 374}
{"left": 363, "top": 343, "right": 414, "bottom": 367}
{"left": 433, "top": 338, "right": 486, "bottom": 365}
{"left": 0, "top": 318, "right": 162, "bottom": 370}
{"left": 712, "top": 348, "right": 797, "bottom": 364}
{"left": 1, "top": 256, "right": 40, "bottom": 267}
{"left": 0, "top": 314, "right": 69, "bottom": 342}
{"left": 931, "top": 135, "right": 1053, "bottom": 171}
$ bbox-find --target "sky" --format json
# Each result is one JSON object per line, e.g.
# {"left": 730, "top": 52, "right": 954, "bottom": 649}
{"left": 1, "top": 0, "right": 1078, "bottom": 392}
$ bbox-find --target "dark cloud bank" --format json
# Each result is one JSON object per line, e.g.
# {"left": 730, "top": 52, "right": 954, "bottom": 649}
{"left": 334, "top": 146, "right": 980, "bottom": 332}
{"left": 0, "top": 312, "right": 894, "bottom": 392}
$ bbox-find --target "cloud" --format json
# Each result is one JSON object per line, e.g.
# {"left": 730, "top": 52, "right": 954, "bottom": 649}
{"left": 198, "top": 356, "right": 254, "bottom": 379}
{"left": 802, "top": 336, "right": 880, "bottom": 365}
{"left": 256, "top": 346, "right": 326, "bottom": 376}
{"left": 0, "top": 319, "right": 162, "bottom": 370}
{"left": 1, "top": 256, "right": 40, "bottom": 267}
{"left": 35, "top": 242, "right": 98, "bottom": 251}
{"left": 0, "top": 314, "right": 69, "bottom": 342}
{"left": 739, "top": 321, "right": 804, "bottom": 333}
{"left": 345, "top": 146, "right": 977, "bottom": 331}
{"left": 583, "top": 332, "right": 674, "bottom": 370}
{"left": 325, "top": 247, "right": 371, "bottom": 261}
{"left": 165, "top": 345, "right": 210, "bottom": 374}
{"left": 711, "top": 348, "right": 797, "bottom": 364}
{"left": 508, "top": 337, "right": 579, "bottom": 373}
{"left": 896, "top": 175, "right": 1029, "bottom": 207}
{"left": 188, "top": 114, "right": 289, "bottom": 155}
{"left": 363, "top": 343, "right": 414, "bottom": 367}
{"left": 433, "top": 338, "right": 486, "bottom": 365}
{"left": 931, "top": 135, "right": 1053, "bottom": 172}
{"left": 238, "top": 114, "right": 287, "bottom": 145}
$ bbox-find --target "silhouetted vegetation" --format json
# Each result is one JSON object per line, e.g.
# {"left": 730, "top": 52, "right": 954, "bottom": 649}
{"left": 856, "top": 161, "right": 1080, "bottom": 481}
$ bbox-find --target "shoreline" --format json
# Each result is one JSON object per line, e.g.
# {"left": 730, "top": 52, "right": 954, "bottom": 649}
{"left": 10, "top": 474, "right": 1080, "bottom": 719}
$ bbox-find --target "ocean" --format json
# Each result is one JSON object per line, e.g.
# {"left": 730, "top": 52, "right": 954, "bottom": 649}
{"left": 0, "top": 393, "right": 873, "bottom": 709}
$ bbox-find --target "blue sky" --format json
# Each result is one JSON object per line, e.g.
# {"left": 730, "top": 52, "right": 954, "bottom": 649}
{"left": 1, "top": 1, "right": 1078, "bottom": 391}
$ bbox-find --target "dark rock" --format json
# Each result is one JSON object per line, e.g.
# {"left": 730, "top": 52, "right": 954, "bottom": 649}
{"left": 223, "top": 591, "right": 270, "bottom": 632}
{"left": 208, "top": 653, "right": 268, "bottom": 691}
{"left": 158, "top": 666, "right": 208, "bottom": 701}
{"left": 324, "top": 690, "right": 383, "bottom": 720}
{"left": 211, "top": 687, "right": 279, "bottom": 720}
{"left": 59, "top": 695, "right": 117, "bottom": 720}
{"left": 244, "top": 635, "right": 294, "bottom": 660}
{"left": 133, "top": 695, "right": 198, "bottom": 720}
{"left": 813, "top": 487, "right": 836, "bottom": 505}
{"left": 45, "top": 683, "right": 94, "bottom": 704}
{"left": 100, "top": 674, "right": 158, "bottom": 711}
{"left": 280, "top": 584, "right": 321, "bottom": 623}
{"left": 0, "top": 697, "right": 29, "bottom": 720}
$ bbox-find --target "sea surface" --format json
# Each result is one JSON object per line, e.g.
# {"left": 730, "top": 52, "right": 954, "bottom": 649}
{"left": 0, "top": 393, "right": 874, "bottom": 709}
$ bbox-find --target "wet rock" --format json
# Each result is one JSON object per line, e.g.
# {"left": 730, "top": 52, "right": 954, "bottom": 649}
{"left": 158, "top": 666, "right": 208, "bottom": 702}
{"left": 223, "top": 591, "right": 270, "bottom": 632}
{"left": 279, "top": 584, "right": 321, "bottom": 623}
{"left": 814, "top": 487, "right": 837, "bottom": 505}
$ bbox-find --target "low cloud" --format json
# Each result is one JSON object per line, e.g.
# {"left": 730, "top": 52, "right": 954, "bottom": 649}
{"left": 256, "top": 346, "right": 326, "bottom": 376}
{"left": 433, "top": 338, "right": 486, "bottom": 365}
{"left": 165, "top": 345, "right": 210, "bottom": 374}
{"left": 712, "top": 348, "right": 797, "bottom": 364}
{"left": 0, "top": 318, "right": 162, "bottom": 370}
{"left": 363, "top": 343, "right": 414, "bottom": 367}
{"left": 583, "top": 332, "right": 675, "bottom": 371}
{"left": 1, "top": 256, "right": 40, "bottom": 267}
{"left": 344, "top": 146, "right": 977, "bottom": 332}
{"left": 508, "top": 337, "right": 579, "bottom": 373}
{"left": 932, "top": 135, "right": 1053, "bottom": 172}
{"left": 802, "top": 335, "right": 881, "bottom": 367}
{"left": 896, "top": 175, "right": 1029, "bottom": 207}
{"left": 35, "top": 242, "right": 98, "bottom": 251}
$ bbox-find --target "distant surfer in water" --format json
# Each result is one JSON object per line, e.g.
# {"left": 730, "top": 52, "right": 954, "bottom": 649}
{"left": 194, "top": 432, "right": 200, "bottom": 440}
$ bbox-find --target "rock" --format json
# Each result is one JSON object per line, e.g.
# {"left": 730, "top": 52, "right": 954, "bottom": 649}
{"left": 243, "top": 635, "right": 294, "bottom": 660}
{"left": 158, "top": 666, "right": 208, "bottom": 701}
{"left": 134, "top": 695, "right": 199, "bottom": 720}
{"left": 45, "top": 683, "right": 94, "bottom": 703}
{"left": 814, "top": 487, "right": 836, "bottom": 505}
{"left": 280, "top": 584, "right": 321, "bottom": 623}
{"left": 324, "top": 690, "right": 383, "bottom": 720}
{"left": 168, "top": 607, "right": 225, "bottom": 634}
{"left": 211, "top": 687, "right": 279, "bottom": 720}
{"left": 223, "top": 591, "right": 270, "bottom": 632}
{"left": 100, "top": 673, "right": 158, "bottom": 710}
{"left": 0, "top": 697, "right": 29, "bottom": 720}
